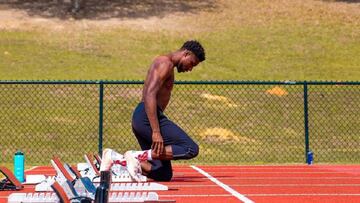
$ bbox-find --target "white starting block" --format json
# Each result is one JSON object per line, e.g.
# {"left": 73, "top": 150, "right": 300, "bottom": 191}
{"left": 109, "top": 191, "right": 159, "bottom": 202}
{"left": 23, "top": 175, "right": 47, "bottom": 185}
{"left": 8, "top": 193, "right": 58, "bottom": 203}
{"left": 8, "top": 191, "right": 159, "bottom": 203}
{"left": 82, "top": 154, "right": 148, "bottom": 182}
{"left": 10, "top": 178, "right": 162, "bottom": 203}
{"left": 94, "top": 182, "right": 168, "bottom": 191}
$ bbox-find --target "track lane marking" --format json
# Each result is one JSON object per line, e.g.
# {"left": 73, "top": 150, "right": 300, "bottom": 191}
{"left": 191, "top": 165, "right": 254, "bottom": 203}
{"left": 165, "top": 184, "right": 360, "bottom": 187}
{"left": 247, "top": 193, "right": 360, "bottom": 197}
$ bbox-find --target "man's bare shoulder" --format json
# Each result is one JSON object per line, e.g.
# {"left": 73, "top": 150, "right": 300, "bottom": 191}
{"left": 152, "top": 55, "right": 174, "bottom": 69}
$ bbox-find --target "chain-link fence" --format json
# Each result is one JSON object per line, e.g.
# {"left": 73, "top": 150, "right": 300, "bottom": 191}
{"left": 0, "top": 81, "right": 359, "bottom": 165}
{"left": 308, "top": 83, "right": 360, "bottom": 163}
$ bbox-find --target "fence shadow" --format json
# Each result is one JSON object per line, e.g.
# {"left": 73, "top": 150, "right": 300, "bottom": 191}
{"left": 0, "top": 0, "right": 218, "bottom": 20}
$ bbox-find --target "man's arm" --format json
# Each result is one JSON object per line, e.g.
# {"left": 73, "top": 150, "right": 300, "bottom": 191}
{"left": 143, "top": 59, "right": 172, "bottom": 155}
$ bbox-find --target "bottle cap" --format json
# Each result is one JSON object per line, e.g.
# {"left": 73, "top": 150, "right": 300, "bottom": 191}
{"left": 15, "top": 150, "right": 24, "bottom": 155}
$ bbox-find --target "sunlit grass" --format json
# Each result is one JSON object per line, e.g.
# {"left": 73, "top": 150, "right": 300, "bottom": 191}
{"left": 0, "top": 0, "right": 359, "bottom": 81}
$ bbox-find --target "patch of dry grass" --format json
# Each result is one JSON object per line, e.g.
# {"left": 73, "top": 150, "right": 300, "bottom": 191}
{"left": 199, "top": 127, "right": 257, "bottom": 144}
{"left": 1, "top": 0, "right": 359, "bottom": 32}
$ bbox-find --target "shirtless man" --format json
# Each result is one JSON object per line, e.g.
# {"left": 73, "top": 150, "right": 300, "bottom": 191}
{"left": 100, "top": 40, "right": 205, "bottom": 181}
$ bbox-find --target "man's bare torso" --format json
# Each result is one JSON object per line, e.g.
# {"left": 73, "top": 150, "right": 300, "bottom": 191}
{"left": 156, "top": 74, "right": 174, "bottom": 110}
{"left": 141, "top": 56, "right": 174, "bottom": 111}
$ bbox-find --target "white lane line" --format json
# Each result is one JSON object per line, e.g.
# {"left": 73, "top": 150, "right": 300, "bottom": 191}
{"left": 197, "top": 166, "right": 360, "bottom": 170}
{"left": 185, "top": 177, "right": 360, "bottom": 180}
{"left": 2, "top": 193, "right": 359, "bottom": 199}
{"left": 175, "top": 171, "right": 349, "bottom": 174}
{"left": 160, "top": 194, "right": 232, "bottom": 197}
{"left": 159, "top": 194, "right": 360, "bottom": 198}
{"left": 247, "top": 193, "right": 360, "bottom": 197}
{"left": 166, "top": 184, "right": 360, "bottom": 187}
{"left": 191, "top": 165, "right": 254, "bottom": 203}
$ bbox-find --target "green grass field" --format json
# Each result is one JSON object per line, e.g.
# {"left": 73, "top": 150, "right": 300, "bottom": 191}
{"left": 0, "top": 0, "right": 359, "bottom": 81}
{"left": 0, "top": 0, "right": 359, "bottom": 166}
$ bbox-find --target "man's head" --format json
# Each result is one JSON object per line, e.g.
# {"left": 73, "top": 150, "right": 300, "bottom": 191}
{"left": 177, "top": 40, "right": 205, "bottom": 73}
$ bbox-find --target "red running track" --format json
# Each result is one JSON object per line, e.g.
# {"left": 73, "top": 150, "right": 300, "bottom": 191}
{"left": 1, "top": 165, "right": 360, "bottom": 203}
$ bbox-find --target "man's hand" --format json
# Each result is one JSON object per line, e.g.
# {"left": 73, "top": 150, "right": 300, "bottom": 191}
{"left": 151, "top": 131, "right": 164, "bottom": 156}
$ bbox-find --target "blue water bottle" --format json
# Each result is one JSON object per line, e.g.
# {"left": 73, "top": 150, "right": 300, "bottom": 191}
{"left": 307, "top": 151, "right": 313, "bottom": 165}
{"left": 14, "top": 150, "right": 25, "bottom": 183}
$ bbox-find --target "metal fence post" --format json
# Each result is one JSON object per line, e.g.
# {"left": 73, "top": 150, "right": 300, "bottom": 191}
{"left": 98, "top": 81, "right": 104, "bottom": 157}
{"left": 303, "top": 82, "right": 310, "bottom": 163}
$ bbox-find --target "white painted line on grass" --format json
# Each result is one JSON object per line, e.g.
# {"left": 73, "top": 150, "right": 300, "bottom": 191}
{"left": 191, "top": 165, "right": 254, "bottom": 203}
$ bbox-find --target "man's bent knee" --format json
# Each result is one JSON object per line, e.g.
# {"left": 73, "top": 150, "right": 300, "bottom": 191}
{"left": 148, "top": 169, "right": 173, "bottom": 181}
{"left": 183, "top": 143, "right": 199, "bottom": 159}
{"left": 157, "top": 172, "right": 173, "bottom": 181}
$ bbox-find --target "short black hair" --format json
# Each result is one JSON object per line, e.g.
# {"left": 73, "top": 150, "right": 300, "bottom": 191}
{"left": 181, "top": 40, "right": 205, "bottom": 62}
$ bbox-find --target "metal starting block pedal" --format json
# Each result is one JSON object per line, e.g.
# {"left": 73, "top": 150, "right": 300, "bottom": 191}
{"left": 35, "top": 158, "right": 72, "bottom": 192}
